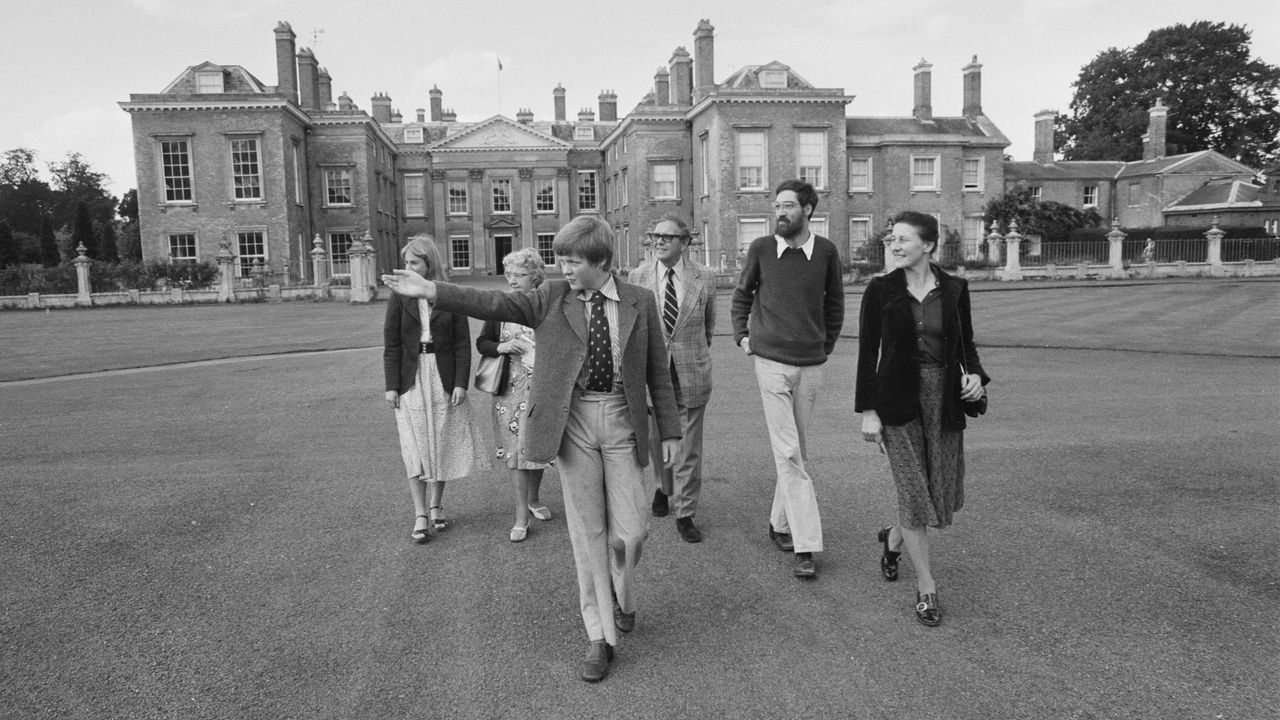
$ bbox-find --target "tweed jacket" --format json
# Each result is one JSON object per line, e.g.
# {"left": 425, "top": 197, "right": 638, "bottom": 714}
{"left": 854, "top": 265, "right": 990, "bottom": 430}
{"left": 432, "top": 278, "right": 681, "bottom": 466}
{"left": 383, "top": 292, "right": 472, "bottom": 395}
{"left": 627, "top": 258, "right": 716, "bottom": 409}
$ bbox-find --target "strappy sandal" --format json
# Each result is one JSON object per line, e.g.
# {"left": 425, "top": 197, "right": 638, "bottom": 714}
{"left": 877, "top": 526, "right": 900, "bottom": 581}
{"left": 411, "top": 514, "right": 430, "bottom": 544}
{"left": 509, "top": 521, "right": 530, "bottom": 543}
{"left": 429, "top": 505, "right": 449, "bottom": 531}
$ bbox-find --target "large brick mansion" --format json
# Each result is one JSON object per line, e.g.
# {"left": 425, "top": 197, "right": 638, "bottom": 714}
{"left": 120, "top": 19, "right": 1269, "bottom": 280}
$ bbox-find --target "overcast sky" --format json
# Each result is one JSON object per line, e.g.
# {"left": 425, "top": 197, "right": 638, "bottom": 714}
{"left": 3, "top": 0, "right": 1276, "bottom": 199}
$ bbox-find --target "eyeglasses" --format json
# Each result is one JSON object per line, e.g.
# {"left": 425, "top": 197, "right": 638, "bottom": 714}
{"left": 771, "top": 201, "right": 801, "bottom": 211}
{"left": 648, "top": 233, "right": 685, "bottom": 244}
{"left": 504, "top": 271, "right": 532, "bottom": 279}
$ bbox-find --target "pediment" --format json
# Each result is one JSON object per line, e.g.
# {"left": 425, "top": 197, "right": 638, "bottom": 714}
{"left": 486, "top": 215, "right": 522, "bottom": 229}
{"left": 429, "top": 116, "right": 572, "bottom": 151}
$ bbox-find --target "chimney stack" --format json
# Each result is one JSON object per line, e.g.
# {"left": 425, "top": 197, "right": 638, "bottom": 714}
{"left": 693, "top": 20, "right": 715, "bottom": 100}
{"left": 429, "top": 85, "right": 443, "bottom": 122}
{"left": 962, "top": 55, "right": 982, "bottom": 120}
{"left": 371, "top": 92, "right": 392, "bottom": 123}
{"left": 274, "top": 22, "right": 298, "bottom": 103}
{"left": 416, "top": 108, "right": 426, "bottom": 123}
{"left": 517, "top": 108, "right": 534, "bottom": 124}
{"left": 670, "top": 47, "right": 692, "bottom": 106}
{"left": 578, "top": 108, "right": 595, "bottom": 122}
{"left": 1033, "top": 110, "right": 1056, "bottom": 163}
{"left": 654, "top": 67, "right": 670, "bottom": 106}
{"left": 296, "top": 49, "right": 321, "bottom": 111}
{"left": 318, "top": 67, "right": 332, "bottom": 109}
{"left": 1143, "top": 99, "right": 1168, "bottom": 160}
{"left": 912, "top": 58, "right": 933, "bottom": 122}
{"left": 442, "top": 108, "right": 457, "bottom": 123}
{"left": 391, "top": 108, "right": 402, "bottom": 123}
{"left": 598, "top": 91, "right": 617, "bottom": 122}
{"left": 553, "top": 84, "right": 567, "bottom": 122}
{"left": 337, "top": 91, "right": 354, "bottom": 112}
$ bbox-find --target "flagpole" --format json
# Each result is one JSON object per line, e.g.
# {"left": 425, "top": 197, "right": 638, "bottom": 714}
{"left": 497, "top": 55, "right": 503, "bottom": 116}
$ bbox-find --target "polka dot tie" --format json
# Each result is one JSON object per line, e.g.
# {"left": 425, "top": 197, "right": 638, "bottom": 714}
{"left": 584, "top": 291, "right": 613, "bottom": 392}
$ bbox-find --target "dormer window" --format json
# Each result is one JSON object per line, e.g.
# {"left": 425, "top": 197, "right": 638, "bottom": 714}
{"left": 759, "top": 70, "right": 787, "bottom": 89}
{"left": 195, "top": 71, "right": 224, "bottom": 94}
{"left": 403, "top": 127, "right": 424, "bottom": 144}
{"left": 574, "top": 126, "right": 595, "bottom": 141}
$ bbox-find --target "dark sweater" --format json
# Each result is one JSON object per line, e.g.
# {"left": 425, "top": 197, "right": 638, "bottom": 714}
{"left": 731, "top": 234, "right": 844, "bottom": 366}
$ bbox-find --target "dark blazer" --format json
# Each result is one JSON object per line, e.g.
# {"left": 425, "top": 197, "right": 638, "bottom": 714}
{"left": 433, "top": 278, "right": 681, "bottom": 466}
{"left": 476, "top": 319, "right": 505, "bottom": 359}
{"left": 854, "top": 265, "right": 990, "bottom": 430}
{"left": 383, "top": 292, "right": 472, "bottom": 394}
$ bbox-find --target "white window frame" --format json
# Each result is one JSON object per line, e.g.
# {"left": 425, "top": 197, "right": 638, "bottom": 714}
{"left": 403, "top": 174, "right": 426, "bottom": 217}
{"left": 574, "top": 126, "right": 594, "bottom": 141}
{"left": 1030, "top": 186, "right": 1043, "bottom": 202}
{"left": 195, "top": 70, "right": 224, "bottom": 93}
{"left": 327, "top": 230, "right": 354, "bottom": 277}
{"left": 229, "top": 136, "right": 263, "bottom": 201}
{"left": 323, "top": 167, "right": 353, "bottom": 207}
{"left": 449, "top": 235, "right": 471, "bottom": 270}
{"left": 736, "top": 130, "right": 767, "bottom": 191}
{"left": 759, "top": 70, "right": 787, "bottom": 89}
{"left": 534, "top": 178, "right": 556, "bottom": 213}
{"left": 167, "top": 233, "right": 197, "bottom": 262}
{"left": 808, "top": 216, "right": 828, "bottom": 239}
{"left": 491, "top": 178, "right": 512, "bottom": 214}
{"left": 234, "top": 229, "right": 267, "bottom": 277}
{"left": 159, "top": 139, "right": 193, "bottom": 203}
{"left": 621, "top": 168, "right": 629, "bottom": 206}
{"left": 577, "top": 170, "right": 597, "bottom": 212}
{"left": 700, "top": 135, "right": 709, "bottom": 196}
{"left": 849, "top": 216, "right": 872, "bottom": 259}
{"left": 910, "top": 155, "right": 940, "bottom": 192}
{"left": 962, "top": 157, "right": 984, "bottom": 191}
{"left": 1083, "top": 185, "right": 1098, "bottom": 208}
{"left": 963, "top": 215, "right": 986, "bottom": 259}
{"left": 536, "top": 233, "right": 556, "bottom": 266}
{"left": 738, "top": 218, "right": 769, "bottom": 252}
{"left": 292, "top": 142, "right": 303, "bottom": 205}
{"left": 848, "top": 157, "right": 872, "bottom": 192}
{"left": 796, "top": 130, "right": 827, "bottom": 189}
{"left": 403, "top": 127, "right": 424, "bottom": 144}
{"left": 447, "top": 181, "right": 468, "bottom": 215}
{"left": 652, "top": 163, "right": 679, "bottom": 200}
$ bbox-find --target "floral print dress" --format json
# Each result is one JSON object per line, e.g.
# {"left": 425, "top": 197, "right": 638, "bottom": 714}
{"left": 491, "top": 322, "right": 551, "bottom": 471}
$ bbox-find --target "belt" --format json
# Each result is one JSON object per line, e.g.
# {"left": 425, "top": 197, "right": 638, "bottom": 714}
{"left": 574, "top": 389, "right": 625, "bottom": 402}
{"left": 419, "top": 342, "right": 435, "bottom": 354}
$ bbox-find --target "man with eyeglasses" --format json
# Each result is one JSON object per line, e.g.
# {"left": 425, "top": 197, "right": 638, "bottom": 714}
{"left": 731, "top": 179, "right": 844, "bottom": 579}
{"left": 629, "top": 214, "right": 716, "bottom": 543}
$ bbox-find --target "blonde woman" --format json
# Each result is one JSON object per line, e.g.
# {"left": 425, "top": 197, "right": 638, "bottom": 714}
{"left": 383, "top": 235, "right": 482, "bottom": 543}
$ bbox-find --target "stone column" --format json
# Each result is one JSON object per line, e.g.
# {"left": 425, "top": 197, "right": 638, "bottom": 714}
{"left": 362, "top": 231, "right": 379, "bottom": 291}
{"left": 348, "top": 233, "right": 372, "bottom": 303}
{"left": 1205, "top": 215, "right": 1225, "bottom": 275}
{"left": 1106, "top": 218, "right": 1127, "bottom": 279}
{"left": 519, "top": 168, "right": 534, "bottom": 250}
{"left": 310, "top": 234, "right": 329, "bottom": 285}
{"left": 431, "top": 170, "right": 448, "bottom": 249}
{"left": 1002, "top": 220, "right": 1023, "bottom": 281}
{"left": 469, "top": 168, "right": 485, "bottom": 273}
{"left": 72, "top": 242, "right": 92, "bottom": 306}
{"left": 215, "top": 237, "right": 237, "bottom": 302}
{"left": 556, "top": 167, "right": 571, "bottom": 227}
{"left": 985, "top": 220, "right": 1003, "bottom": 267}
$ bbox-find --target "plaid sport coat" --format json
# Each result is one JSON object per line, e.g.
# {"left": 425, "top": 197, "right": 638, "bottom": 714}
{"left": 628, "top": 258, "right": 716, "bottom": 408}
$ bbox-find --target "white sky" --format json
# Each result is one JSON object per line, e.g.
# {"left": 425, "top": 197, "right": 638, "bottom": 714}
{"left": 2, "top": 0, "right": 1276, "bottom": 199}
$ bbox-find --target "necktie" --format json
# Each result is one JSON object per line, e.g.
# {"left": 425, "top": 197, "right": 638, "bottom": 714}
{"left": 663, "top": 268, "right": 678, "bottom": 336}
{"left": 584, "top": 291, "right": 613, "bottom": 392}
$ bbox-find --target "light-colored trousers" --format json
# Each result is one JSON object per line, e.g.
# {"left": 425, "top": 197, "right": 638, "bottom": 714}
{"left": 648, "top": 402, "right": 707, "bottom": 519}
{"left": 557, "top": 392, "right": 649, "bottom": 646}
{"left": 753, "top": 356, "right": 825, "bottom": 553}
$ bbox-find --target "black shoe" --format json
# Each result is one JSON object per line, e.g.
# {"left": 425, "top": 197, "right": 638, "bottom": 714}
{"left": 613, "top": 603, "right": 636, "bottom": 634}
{"left": 915, "top": 592, "right": 941, "bottom": 627}
{"left": 769, "top": 524, "right": 794, "bottom": 552}
{"left": 651, "top": 490, "right": 669, "bottom": 517}
{"left": 877, "top": 526, "right": 900, "bottom": 582}
{"left": 676, "top": 516, "right": 702, "bottom": 543}
{"left": 580, "top": 640, "right": 615, "bottom": 682}
{"left": 794, "top": 552, "right": 816, "bottom": 579}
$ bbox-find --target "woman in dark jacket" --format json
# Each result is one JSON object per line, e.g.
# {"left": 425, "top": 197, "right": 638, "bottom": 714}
{"left": 855, "top": 211, "right": 989, "bottom": 626}
{"left": 384, "top": 235, "right": 481, "bottom": 543}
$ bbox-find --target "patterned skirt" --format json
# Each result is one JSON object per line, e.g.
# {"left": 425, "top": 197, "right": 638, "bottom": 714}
{"left": 393, "top": 355, "right": 481, "bottom": 482}
{"left": 490, "top": 357, "right": 551, "bottom": 471}
{"left": 881, "top": 364, "right": 965, "bottom": 529}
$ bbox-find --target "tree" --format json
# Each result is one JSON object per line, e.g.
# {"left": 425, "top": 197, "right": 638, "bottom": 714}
{"left": 0, "top": 220, "right": 17, "bottom": 267}
{"left": 49, "top": 152, "right": 116, "bottom": 233}
{"left": 70, "top": 202, "right": 96, "bottom": 259}
{"left": 0, "top": 147, "right": 55, "bottom": 237}
{"left": 1059, "top": 22, "right": 1280, "bottom": 168}
{"left": 38, "top": 215, "right": 58, "bottom": 266}
{"left": 96, "top": 219, "right": 119, "bottom": 262}
{"left": 984, "top": 187, "right": 1101, "bottom": 242}
{"left": 118, "top": 189, "right": 138, "bottom": 223}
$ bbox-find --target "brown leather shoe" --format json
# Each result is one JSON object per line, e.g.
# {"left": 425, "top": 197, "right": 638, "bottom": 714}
{"left": 613, "top": 600, "right": 636, "bottom": 633}
{"left": 794, "top": 552, "right": 817, "bottom": 579}
{"left": 769, "top": 524, "right": 793, "bottom": 552}
{"left": 580, "top": 640, "right": 614, "bottom": 682}
{"left": 651, "top": 490, "right": 669, "bottom": 517}
{"left": 676, "top": 516, "right": 702, "bottom": 543}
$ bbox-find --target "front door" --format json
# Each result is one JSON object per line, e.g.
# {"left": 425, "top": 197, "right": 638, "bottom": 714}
{"left": 494, "top": 234, "right": 514, "bottom": 274}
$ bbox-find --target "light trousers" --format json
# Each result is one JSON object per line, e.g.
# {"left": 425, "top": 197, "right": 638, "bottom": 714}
{"left": 753, "top": 356, "right": 825, "bottom": 553}
{"left": 648, "top": 402, "right": 707, "bottom": 519}
{"left": 557, "top": 392, "right": 649, "bottom": 646}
